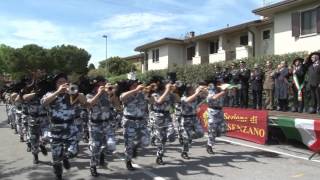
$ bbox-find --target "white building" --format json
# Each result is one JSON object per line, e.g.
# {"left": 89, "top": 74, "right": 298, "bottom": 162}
{"left": 135, "top": 0, "right": 320, "bottom": 72}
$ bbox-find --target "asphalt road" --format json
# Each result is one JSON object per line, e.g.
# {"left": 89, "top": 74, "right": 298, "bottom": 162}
{"left": 0, "top": 104, "right": 319, "bottom": 180}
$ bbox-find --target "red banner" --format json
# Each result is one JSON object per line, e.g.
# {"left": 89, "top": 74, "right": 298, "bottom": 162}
{"left": 197, "top": 105, "right": 268, "bottom": 144}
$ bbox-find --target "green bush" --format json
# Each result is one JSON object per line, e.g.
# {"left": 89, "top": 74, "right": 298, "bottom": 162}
{"left": 106, "top": 52, "right": 309, "bottom": 84}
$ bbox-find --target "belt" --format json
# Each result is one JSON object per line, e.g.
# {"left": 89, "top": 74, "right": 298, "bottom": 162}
{"left": 124, "top": 115, "right": 144, "bottom": 121}
{"left": 182, "top": 114, "right": 197, "bottom": 118}
{"left": 51, "top": 118, "right": 74, "bottom": 124}
{"left": 90, "top": 119, "right": 109, "bottom": 124}
{"left": 30, "top": 114, "right": 47, "bottom": 117}
{"left": 152, "top": 109, "right": 170, "bottom": 114}
{"left": 209, "top": 106, "right": 222, "bottom": 110}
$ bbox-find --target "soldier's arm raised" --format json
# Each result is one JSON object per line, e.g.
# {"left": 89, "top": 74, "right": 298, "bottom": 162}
{"left": 87, "top": 86, "right": 104, "bottom": 107}
{"left": 42, "top": 83, "right": 68, "bottom": 106}
{"left": 154, "top": 84, "right": 171, "bottom": 104}
{"left": 23, "top": 93, "right": 36, "bottom": 102}
{"left": 120, "top": 85, "right": 144, "bottom": 102}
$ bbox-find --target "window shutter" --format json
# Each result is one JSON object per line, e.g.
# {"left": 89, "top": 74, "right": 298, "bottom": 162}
{"left": 292, "top": 12, "right": 300, "bottom": 37}
{"left": 317, "top": 6, "right": 320, "bottom": 33}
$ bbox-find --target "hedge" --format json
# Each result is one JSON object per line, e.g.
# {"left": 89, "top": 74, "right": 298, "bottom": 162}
{"left": 107, "top": 51, "right": 309, "bottom": 84}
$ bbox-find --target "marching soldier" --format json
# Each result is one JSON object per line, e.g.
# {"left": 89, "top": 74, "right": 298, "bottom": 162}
{"left": 86, "top": 76, "right": 116, "bottom": 177}
{"left": 41, "top": 73, "right": 87, "bottom": 180}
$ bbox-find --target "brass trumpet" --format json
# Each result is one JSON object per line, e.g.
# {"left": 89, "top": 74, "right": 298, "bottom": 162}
{"left": 143, "top": 83, "right": 158, "bottom": 93}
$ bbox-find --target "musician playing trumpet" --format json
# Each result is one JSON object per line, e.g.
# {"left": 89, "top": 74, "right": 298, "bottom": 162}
{"left": 86, "top": 76, "right": 116, "bottom": 177}
{"left": 180, "top": 83, "right": 206, "bottom": 159}
{"left": 147, "top": 76, "right": 178, "bottom": 165}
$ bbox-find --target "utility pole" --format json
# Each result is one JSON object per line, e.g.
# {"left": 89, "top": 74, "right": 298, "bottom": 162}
{"left": 102, "top": 35, "right": 108, "bottom": 60}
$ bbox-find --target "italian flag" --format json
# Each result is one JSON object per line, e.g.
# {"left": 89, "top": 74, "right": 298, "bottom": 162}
{"left": 275, "top": 117, "right": 320, "bottom": 152}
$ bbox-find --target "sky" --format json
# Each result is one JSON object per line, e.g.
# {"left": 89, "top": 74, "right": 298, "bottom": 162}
{"left": 0, "top": 0, "right": 281, "bottom": 66}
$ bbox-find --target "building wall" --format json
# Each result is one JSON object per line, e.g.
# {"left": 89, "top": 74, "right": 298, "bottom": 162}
{"left": 255, "top": 23, "right": 274, "bottom": 56}
{"left": 274, "top": 2, "right": 320, "bottom": 55}
{"left": 147, "top": 45, "right": 169, "bottom": 70}
{"left": 168, "top": 44, "right": 185, "bottom": 69}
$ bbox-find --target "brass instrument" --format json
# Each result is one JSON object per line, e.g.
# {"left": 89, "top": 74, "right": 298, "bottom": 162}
{"left": 143, "top": 83, "right": 157, "bottom": 93}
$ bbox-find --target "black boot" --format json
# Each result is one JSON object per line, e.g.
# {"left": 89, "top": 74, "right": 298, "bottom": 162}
{"left": 99, "top": 153, "right": 105, "bottom": 167}
{"left": 40, "top": 144, "right": 48, "bottom": 156}
{"left": 206, "top": 145, "right": 214, "bottom": 154}
{"left": 132, "top": 145, "right": 138, "bottom": 159}
{"left": 151, "top": 136, "right": 156, "bottom": 146}
{"left": 26, "top": 142, "right": 31, "bottom": 152}
{"left": 90, "top": 166, "right": 99, "bottom": 177}
{"left": 33, "top": 153, "right": 39, "bottom": 164}
{"left": 53, "top": 164, "right": 63, "bottom": 180}
{"left": 126, "top": 160, "right": 135, "bottom": 171}
{"left": 62, "top": 158, "right": 70, "bottom": 170}
{"left": 181, "top": 152, "right": 190, "bottom": 159}
{"left": 156, "top": 156, "right": 164, "bottom": 165}
{"left": 179, "top": 137, "right": 183, "bottom": 145}
{"left": 20, "top": 135, "right": 24, "bottom": 142}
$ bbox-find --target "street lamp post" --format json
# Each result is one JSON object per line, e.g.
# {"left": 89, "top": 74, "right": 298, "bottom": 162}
{"left": 102, "top": 35, "right": 108, "bottom": 60}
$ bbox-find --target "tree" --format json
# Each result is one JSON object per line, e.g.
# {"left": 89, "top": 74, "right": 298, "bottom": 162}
{"left": 0, "top": 44, "right": 14, "bottom": 74}
{"left": 88, "top": 63, "right": 96, "bottom": 71}
{"left": 48, "top": 45, "right": 91, "bottom": 74}
{"left": 99, "top": 56, "right": 135, "bottom": 76}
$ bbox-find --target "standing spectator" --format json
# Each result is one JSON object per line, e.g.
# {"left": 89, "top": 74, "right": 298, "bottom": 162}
{"left": 305, "top": 52, "right": 320, "bottom": 114}
{"left": 274, "top": 61, "right": 289, "bottom": 111}
{"left": 250, "top": 64, "right": 264, "bottom": 109}
{"left": 230, "top": 62, "right": 240, "bottom": 107}
{"left": 263, "top": 61, "right": 275, "bottom": 110}
{"left": 238, "top": 60, "right": 250, "bottom": 108}
{"left": 290, "top": 58, "right": 307, "bottom": 113}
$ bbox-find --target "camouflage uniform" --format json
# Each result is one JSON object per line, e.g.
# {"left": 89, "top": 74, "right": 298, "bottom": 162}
{"left": 14, "top": 101, "right": 25, "bottom": 139}
{"left": 87, "top": 92, "right": 116, "bottom": 167}
{"left": 27, "top": 96, "right": 49, "bottom": 156}
{"left": 121, "top": 92, "right": 149, "bottom": 161}
{"left": 174, "top": 102, "right": 183, "bottom": 144}
{"left": 150, "top": 92, "right": 176, "bottom": 158}
{"left": 41, "top": 93, "right": 78, "bottom": 176}
{"left": 180, "top": 96, "right": 204, "bottom": 153}
{"left": 207, "top": 88, "right": 226, "bottom": 147}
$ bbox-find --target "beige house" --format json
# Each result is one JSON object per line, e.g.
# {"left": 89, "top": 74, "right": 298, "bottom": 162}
{"left": 134, "top": 0, "right": 320, "bottom": 72}
{"left": 253, "top": 0, "right": 320, "bottom": 55}
{"left": 122, "top": 53, "right": 144, "bottom": 72}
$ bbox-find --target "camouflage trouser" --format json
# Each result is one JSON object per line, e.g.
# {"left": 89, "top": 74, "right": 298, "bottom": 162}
{"left": 28, "top": 116, "right": 41, "bottom": 154}
{"left": 74, "top": 118, "right": 83, "bottom": 142}
{"left": 207, "top": 110, "right": 226, "bottom": 146}
{"left": 23, "top": 114, "right": 30, "bottom": 142}
{"left": 8, "top": 107, "right": 16, "bottom": 128}
{"left": 89, "top": 121, "right": 116, "bottom": 167}
{"left": 40, "top": 117, "right": 50, "bottom": 144}
{"left": 153, "top": 114, "right": 176, "bottom": 157}
{"left": 181, "top": 116, "right": 204, "bottom": 153}
{"left": 15, "top": 111, "right": 24, "bottom": 137}
{"left": 123, "top": 117, "right": 149, "bottom": 161}
{"left": 174, "top": 112, "right": 182, "bottom": 139}
{"left": 50, "top": 124, "right": 78, "bottom": 166}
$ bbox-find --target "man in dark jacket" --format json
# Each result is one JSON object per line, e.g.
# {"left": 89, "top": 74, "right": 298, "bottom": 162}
{"left": 250, "top": 64, "right": 264, "bottom": 109}
{"left": 239, "top": 61, "right": 250, "bottom": 108}
{"left": 306, "top": 52, "right": 320, "bottom": 114}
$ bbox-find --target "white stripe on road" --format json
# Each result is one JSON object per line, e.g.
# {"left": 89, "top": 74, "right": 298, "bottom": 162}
{"left": 132, "top": 163, "right": 167, "bottom": 180}
{"left": 114, "top": 152, "right": 166, "bottom": 180}
{"left": 216, "top": 137, "right": 320, "bottom": 163}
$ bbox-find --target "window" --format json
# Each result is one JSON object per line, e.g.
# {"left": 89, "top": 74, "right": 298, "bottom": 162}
{"left": 210, "top": 40, "right": 219, "bottom": 54}
{"left": 152, "top": 49, "right": 159, "bottom": 62}
{"left": 263, "top": 30, "right": 271, "bottom": 40}
{"left": 187, "top": 46, "right": 195, "bottom": 60}
{"left": 301, "top": 9, "right": 317, "bottom": 35}
{"left": 240, "top": 35, "right": 248, "bottom": 46}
